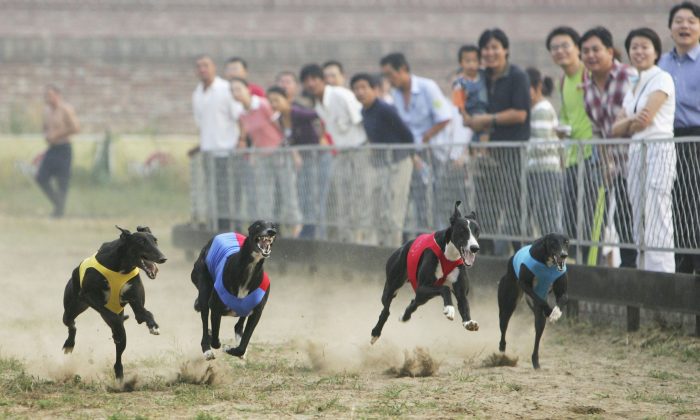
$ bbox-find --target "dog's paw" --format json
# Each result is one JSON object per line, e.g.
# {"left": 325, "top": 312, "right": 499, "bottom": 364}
{"left": 443, "top": 305, "right": 455, "bottom": 321}
{"left": 224, "top": 344, "right": 246, "bottom": 359}
{"left": 370, "top": 336, "right": 379, "bottom": 345}
{"left": 463, "top": 320, "right": 479, "bottom": 331}
{"left": 203, "top": 350, "right": 215, "bottom": 360}
{"left": 548, "top": 306, "right": 562, "bottom": 323}
{"left": 149, "top": 326, "right": 160, "bottom": 335}
{"left": 63, "top": 346, "right": 74, "bottom": 354}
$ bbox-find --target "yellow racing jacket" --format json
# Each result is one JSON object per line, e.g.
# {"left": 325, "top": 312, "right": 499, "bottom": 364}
{"left": 79, "top": 254, "right": 139, "bottom": 314}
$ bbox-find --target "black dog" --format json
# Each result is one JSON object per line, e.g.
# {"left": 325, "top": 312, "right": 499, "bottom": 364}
{"left": 498, "top": 233, "right": 569, "bottom": 369}
{"left": 371, "top": 201, "right": 481, "bottom": 344}
{"left": 62, "top": 226, "right": 167, "bottom": 380}
{"left": 191, "top": 220, "right": 278, "bottom": 360}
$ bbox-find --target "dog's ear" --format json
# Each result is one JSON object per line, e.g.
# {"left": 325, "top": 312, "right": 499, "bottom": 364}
{"left": 115, "top": 225, "right": 131, "bottom": 238}
{"left": 449, "top": 200, "right": 462, "bottom": 224}
{"left": 272, "top": 223, "right": 280, "bottom": 234}
{"left": 467, "top": 210, "right": 477, "bottom": 220}
{"left": 136, "top": 226, "right": 152, "bottom": 233}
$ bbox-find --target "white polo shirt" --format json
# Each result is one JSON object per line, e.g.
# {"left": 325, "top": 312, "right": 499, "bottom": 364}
{"left": 622, "top": 66, "right": 675, "bottom": 140}
{"left": 314, "top": 85, "right": 366, "bottom": 147}
{"left": 192, "top": 76, "right": 243, "bottom": 154}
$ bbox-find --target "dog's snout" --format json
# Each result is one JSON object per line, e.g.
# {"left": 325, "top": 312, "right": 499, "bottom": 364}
{"left": 470, "top": 245, "right": 480, "bottom": 253}
{"left": 158, "top": 257, "right": 167, "bottom": 264}
{"left": 265, "top": 229, "right": 277, "bottom": 236}
{"left": 560, "top": 252, "right": 568, "bottom": 259}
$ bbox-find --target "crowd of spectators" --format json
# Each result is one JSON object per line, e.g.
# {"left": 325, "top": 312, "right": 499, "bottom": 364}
{"left": 188, "top": 1, "right": 700, "bottom": 274}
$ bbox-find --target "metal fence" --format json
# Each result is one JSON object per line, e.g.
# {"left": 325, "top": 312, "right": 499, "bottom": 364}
{"left": 189, "top": 137, "right": 700, "bottom": 263}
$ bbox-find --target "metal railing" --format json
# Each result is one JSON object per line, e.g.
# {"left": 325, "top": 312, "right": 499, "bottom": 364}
{"left": 189, "top": 137, "right": 700, "bottom": 262}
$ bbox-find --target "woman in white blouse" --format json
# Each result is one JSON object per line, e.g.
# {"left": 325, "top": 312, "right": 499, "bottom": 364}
{"left": 612, "top": 27, "right": 676, "bottom": 273}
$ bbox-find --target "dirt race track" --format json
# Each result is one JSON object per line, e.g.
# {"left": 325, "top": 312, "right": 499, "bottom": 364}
{"left": 1, "top": 215, "right": 699, "bottom": 419}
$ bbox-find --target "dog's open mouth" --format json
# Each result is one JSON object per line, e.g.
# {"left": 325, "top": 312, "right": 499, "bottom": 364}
{"left": 140, "top": 258, "right": 159, "bottom": 279}
{"left": 554, "top": 254, "right": 567, "bottom": 271}
{"left": 256, "top": 235, "right": 275, "bottom": 257}
{"left": 461, "top": 248, "right": 477, "bottom": 267}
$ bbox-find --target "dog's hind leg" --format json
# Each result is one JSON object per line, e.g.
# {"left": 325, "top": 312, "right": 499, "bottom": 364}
{"left": 209, "top": 310, "right": 222, "bottom": 350}
{"left": 234, "top": 317, "right": 246, "bottom": 345}
{"left": 498, "top": 273, "right": 520, "bottom": 353}
{"left": 62, "top": 273, "right": 88, "bottom": 354}
{"left": 532, "top": 308, "right": 547, "bottom": 369}
{"left": 400, "top": 286, "right": 443, "bottom": 322}
{"left": 225, "top": 295, "right": 268, "bottom": 358}
{"left": 371, "top": 251, "right": 405, "bottom": 344}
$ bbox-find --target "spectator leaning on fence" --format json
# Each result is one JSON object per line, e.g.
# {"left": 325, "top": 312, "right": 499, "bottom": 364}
{"left": 266, "top": 85, "right": 321, "bottom": 239}
{"left": 546, "top": 26, "right": 601, "bottom": 266}
{"left": 275, "top": 70, "right": 313, "bottom": 109}
{"left": 465, "top": 28, "right": 530, "bottom": 255}
{"left": 380, "top": 52, "right": 452, "bottom": 236}
{"left": 580, "top": 27, "right": 638, "bottom": 267}
{"left": 190, "top": 54, "right": 243, "bottom": 231}
{"left": 612, "top": 28, "right": 676, "bottom": 273}
{"left": 231, "top": 77, "right": 302, "bottom": 237}
{"left": 658, "top": 1, "right": 700, "bottom": 275}
{"left": 525, "top": 67, "right": 563, "bottom": 237}
{"left": 37, "top": 84, "right": 80, "bottom": 218}
{"left": 351, "top": 72, "right": 414, "bottom": 247}
{"left": 300, "top": 63, "right": 368, "bottom": 243}
{"left": 225, "top": 56, "right": 266, "bottom": 98}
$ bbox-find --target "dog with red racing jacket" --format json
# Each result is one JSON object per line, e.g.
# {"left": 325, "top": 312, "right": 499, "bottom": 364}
{"left": 370, "top": 201, "right": 481, "bottom": 344}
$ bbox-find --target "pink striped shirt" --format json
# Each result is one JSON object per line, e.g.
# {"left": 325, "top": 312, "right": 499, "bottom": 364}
{"left": 239, "top": 96, "right": 283, "bottom": 149}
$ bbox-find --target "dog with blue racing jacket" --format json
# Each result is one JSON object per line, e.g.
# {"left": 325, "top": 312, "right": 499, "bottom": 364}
{"left": 497, "top": 233, "right": 569, "bottom": 369}
{"left": 190, "top": 220, "right": 278, "bottom": 360}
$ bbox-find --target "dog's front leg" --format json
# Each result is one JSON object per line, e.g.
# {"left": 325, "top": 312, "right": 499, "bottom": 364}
{"left": 94, "top": 307, "right": 127, "bottom": 380}
{"left": 549, "top": 274, "right": 569, "bottom": 323}
{"left": 453, "top": 270, "right": 479, "bottom": 331}
{"left": 225, "top": 293, "right": 268, "bottom": 358}
{"left": 124, "top": 277, "right": 159, "bottom": 335}
{"left": 400, "top": 285, "right": 443, "bottom": 322}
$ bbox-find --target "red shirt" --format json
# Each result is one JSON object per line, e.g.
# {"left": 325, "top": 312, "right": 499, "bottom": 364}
{"left": 406, "top": 233, "right": 463, "bottom": 291}
{"left": 249, "top": 83, "right": 266, "bottom": 98}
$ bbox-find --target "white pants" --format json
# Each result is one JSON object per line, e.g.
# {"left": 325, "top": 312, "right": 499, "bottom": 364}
{"left": 627, "top": 143, "right": 676, "bottom": 273}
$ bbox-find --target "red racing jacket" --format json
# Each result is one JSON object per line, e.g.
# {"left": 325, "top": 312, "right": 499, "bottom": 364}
{"left": 406, "top": 233, "right": 464, "bottom": 291}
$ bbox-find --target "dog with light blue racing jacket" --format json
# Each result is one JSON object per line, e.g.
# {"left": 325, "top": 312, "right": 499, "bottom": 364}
{"left": 497, "top": 233, "right": 569, "bottom": 369}
{"left": 190, "top": 220, "right": 278, "bottom": 360}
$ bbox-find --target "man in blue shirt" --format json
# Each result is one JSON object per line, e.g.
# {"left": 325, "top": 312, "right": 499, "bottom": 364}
{"left": 658, "top": 1, "right": 700, "bottom": 274}
{"left": 351, "top": 73, "right": 414, "bottom": 246}
{"left": 380, "top": 53, "right": 453, "bottom": 237}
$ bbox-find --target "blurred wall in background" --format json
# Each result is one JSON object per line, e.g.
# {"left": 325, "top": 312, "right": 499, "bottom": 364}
{"left": 0, "top": 0, "right": 673, "bottom": 134}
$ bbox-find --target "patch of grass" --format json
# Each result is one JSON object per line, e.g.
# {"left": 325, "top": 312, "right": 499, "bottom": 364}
{"left": 316, "top": 397, "right": 346, "bottom": 413}
{"left": 382, "top": 383, "right": 410, "bottom": 399}
{"left": 505, "top": 383, "right": 522, "bottom": 392}
{"left": 626, "top": 390, "right": 687, "bottom": 404}
{"left": 647, "top": 369, "right": 682, "bottom": 380}
{"left": 194, "top": 413, "right": 221, "bottom": 420}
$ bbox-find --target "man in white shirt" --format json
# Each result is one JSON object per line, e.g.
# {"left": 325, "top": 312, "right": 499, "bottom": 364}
{"left": 190, "top": 55, "right": 244, "bottom": 231}
{"left": 301, "top": 63, "right": 369, "bottom": 243}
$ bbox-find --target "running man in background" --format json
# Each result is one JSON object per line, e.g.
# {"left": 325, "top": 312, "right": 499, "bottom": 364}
{"left": 38, "top": 84, "right": 80, "bottom": 218}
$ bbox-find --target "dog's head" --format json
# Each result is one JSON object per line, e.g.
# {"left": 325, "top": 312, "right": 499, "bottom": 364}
{"left": 116, "top": 225, "right": 167, "bottom": 279}
{"left": 448, "top": 201, "right": 480, "bottom": 267}
{"left": 248, "top": 220, "right": 279, "bottom": 258}
{"left": 543, "top": 233, "right": 569, "bottom": 271}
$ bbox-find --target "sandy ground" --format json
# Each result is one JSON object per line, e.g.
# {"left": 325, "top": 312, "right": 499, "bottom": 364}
{"left": 1, "top": 214, "right": 699, "bottom": 419}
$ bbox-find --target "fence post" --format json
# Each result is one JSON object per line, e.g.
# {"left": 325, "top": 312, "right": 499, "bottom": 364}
{"left": 575, "top": 141, "right": 585, "bottom": 263}
{"left": 638, "top": 140, "right": 647, "bottom": 269}
{"left": 520, "top": 143, "right": 528, "bottom": 240}
{"left": 627, "top": 306, "right": 640, "bottom": 332}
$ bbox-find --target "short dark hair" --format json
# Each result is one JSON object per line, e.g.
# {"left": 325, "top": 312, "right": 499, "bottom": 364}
{"left": 668, "top": 1, "right": 700, "bottom": 28}
{"left": 299, "top": 64, "right": 324, "bottom": 82}
{"left": 579, "top": 26, "right": 614, "bottom": 49}
{"left": 226, "top": 56, "right": 248, "bottom": 69}
{"left": 526, "top": 67, "right": 554, "bottom": 97}
{"left": 478, "top": 28, "right": 509, "bottom": 51}
{"left": 323, "top": 60, "right": 344, "bottom": 73}
{"left": 228, "top": 76, "right": 249, "bottom": 87}
{"left": 457, "top": 45, "right": 480, "bottom": 63}
{"left": 350, "top": 72, "right": 378, "bottom": 88}
{"left": 275, "top": 70, "right": 297, "bottom": 83}
{"left": 266, "top": 85, "right": 287, "bottom": 97}
{"left": 625, "top": 27, "right": 663, "bottom": 65}
{"left": 380, "top": 53, "right": 410, "bottom": 72}
{"left": 546, "top": 26, "right": 581, "bottom": 50}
